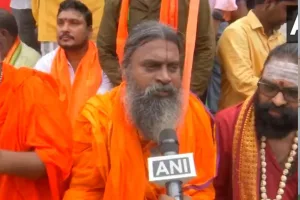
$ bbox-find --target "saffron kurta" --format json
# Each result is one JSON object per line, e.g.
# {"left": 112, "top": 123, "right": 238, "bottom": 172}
{"left": 64, "top": 83, "right": 218, "bottom": 200}
{"left": 214, "top": 102, "right": 298, "bottom": 200}
{"left": 0, "top": 63, "right": 72, "bottom": 200}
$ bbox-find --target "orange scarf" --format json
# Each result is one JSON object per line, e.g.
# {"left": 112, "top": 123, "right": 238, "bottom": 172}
{"left": 232, "top": 96, "right": 259, "bottom": 200}
{"left": 98, "top": 83, "right": 216, "bottom": 200}
{"left": 117, "top": 0, "right": 199, "bottom": 114}
{"left": 51, "top": 41, "right": 102, "bottom": 125}
{"left": 3, "top": 36, "right": 21, "bottom": 64}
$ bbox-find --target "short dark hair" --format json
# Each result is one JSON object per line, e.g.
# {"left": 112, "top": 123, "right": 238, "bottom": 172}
{"left": 57, "top": 0, "right": 92, "bottom": 27}
{"left": 265, "top": 43, "right": 298, "bottom": 65}
{"left": 0, "top": 9, "right": 18, "bottom": 37}
{"left": 122, "top": 21, "right": 184, "bottom": 69}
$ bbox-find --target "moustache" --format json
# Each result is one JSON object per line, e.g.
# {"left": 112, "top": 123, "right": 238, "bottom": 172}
{"left": 258, "top": 102, "right": 293, "bottom": 117}
{"left": 144, "top": 83, "right": 178, "bottom": 97}
{"left": 59, "top": 34, "right": 74, "bottom": 40}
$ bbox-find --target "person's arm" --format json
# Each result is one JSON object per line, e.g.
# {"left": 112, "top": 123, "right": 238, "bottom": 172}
{"left": 0, "top": 151, "right": 46, "bottom": 180}
{"left": 213, "top": 108, "right": 236, "bottom": 200}
{"left": 24, "top": 73, "right": 72, "bottom": 200}
{"left": 33, "top": 55, "right": 52, "bottom": 73}
{"left": 63, "top": 114, "right": 105, "bottom": 200}
{"left": 212, "top": 9, "right": 225, "bottom": 37}
{"left": 97, "top": 0, "right": 122, "bottom": 87}
{"left": 191, "top": 0, "right": 215, "bottom": 98}
{"left": 217, "top": 27, "right": 258, "bottom": 98}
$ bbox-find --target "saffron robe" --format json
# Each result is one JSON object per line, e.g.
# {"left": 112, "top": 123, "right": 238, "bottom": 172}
{"left": 49, "top": 41, "right": 102, "bottom": 125}
{"left": 63, "top": 83, "right": 218, "bottom": 200}
{"left": 0, "top": 63, "right": 72, "bottom": 200}
{"left": 214, "top": 101, "right": 298, "bottom": 200}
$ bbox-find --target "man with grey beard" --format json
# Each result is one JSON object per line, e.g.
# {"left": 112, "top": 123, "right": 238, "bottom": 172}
{"left": 64, "top": 21, "right": 217, "bottom": 200}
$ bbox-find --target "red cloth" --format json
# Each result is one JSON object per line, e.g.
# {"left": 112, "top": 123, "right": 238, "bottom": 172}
{"left": 214, "top": 104, "right": 298, "bottom": 200}
{"left": 0, "top": 0, "right": 11, "bottom": 12}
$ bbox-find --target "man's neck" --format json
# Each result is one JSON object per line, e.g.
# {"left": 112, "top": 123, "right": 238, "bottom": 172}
{"left": 252, "top": 9, "right": 274, "bottom": 37}
{"left": 267, "top": 131, "right": 297, "bottom": 168}
{"left": 64, "top": 44, "right": 88, "bottom": 72}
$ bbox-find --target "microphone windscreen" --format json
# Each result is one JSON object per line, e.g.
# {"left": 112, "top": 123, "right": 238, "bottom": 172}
{"left": 159, "top": 129, "right": 179, "bottom": 154}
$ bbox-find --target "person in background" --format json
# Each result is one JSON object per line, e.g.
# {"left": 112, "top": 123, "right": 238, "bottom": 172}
{"left": 64, "top": 21, "right": 217, "bottom": 200}
{"left": 10, "top": 0, "right": 40, "bottom": 52}
{"left": 214, "top": 43, "right": 298, "bottom": 200}
{"left": 31, "top": 0, "right": 105, "bottom": 56}
{"left": 34, "top": 0, "right": 112, "bottom": 126}
{"left": 207, "top": 0, "right": 249, "bottom": 114}
{"left": 210, "top": 0, "right": 248, "bottom": 35}
{"left": 217, "top": 0, "right": 296, "bottom": 110}
{"left": 0, "top": 9, "right": 40, "bottom": 67}
{"left": 0, "top": 39, "right": 72, "bottom": 200}
{"left": 97, "top": 0, "right": 215, "bottom": 101}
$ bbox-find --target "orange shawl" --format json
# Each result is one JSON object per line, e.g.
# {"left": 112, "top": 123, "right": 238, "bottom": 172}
{"left": 0, "top": 63, "right": 72, "bottom": 200}
{"left": 117, "top": 0, "right": 199, "bottom": 113}
{"left": 232, "top": 96, "right": 259, "bottom": 200}
{"left": 74, "top": 83, "right": 216, "bottom": 199}
{"left": 51, "top": 41, "right": 102, "bottom": 125}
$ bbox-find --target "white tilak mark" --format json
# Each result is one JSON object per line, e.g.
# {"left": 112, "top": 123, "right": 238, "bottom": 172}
{"left": 263, "top": 61, "right": 298, "bottom": 86}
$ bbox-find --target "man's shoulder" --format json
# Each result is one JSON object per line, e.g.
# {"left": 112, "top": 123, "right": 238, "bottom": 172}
{"left": 81, "top": 87, "right": 119, "bottom": 122}
{"left": 13, "top": 43, "right": 41, "bottom": 68}
{"left": 222, "top": 15, "right": 252, "bottom": 35}
{"left": 21, "top": 42, "right": 40, "bottom": 58}
{"left": 34, "top": 48, "right": 59, "bottom": 72}
{"left": 39, "top": 48, "right": 58, "bottom": 62}
{"left": 215, "top": 103, "right": 242, "bottom": 128}
{"left": 12, "top": 67, "right": 59, "bottom": 95}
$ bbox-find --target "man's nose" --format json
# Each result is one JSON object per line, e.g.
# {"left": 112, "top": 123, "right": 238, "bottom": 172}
{"left": 156, "top": 66, "right": 171, "bottom": 85}
{"left": 61, "top": 23, "right": 70, "bottom": 32}
{"left": 272, "top": 92, "right": 287, "bottom": 106}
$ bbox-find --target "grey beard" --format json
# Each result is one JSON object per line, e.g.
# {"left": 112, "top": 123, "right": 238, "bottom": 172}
{"left": 124, "top": 76, "right": 182, "bottom": 142}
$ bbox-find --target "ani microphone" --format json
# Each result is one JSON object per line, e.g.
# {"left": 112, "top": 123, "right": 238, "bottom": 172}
{"left": 147, "top": 129, "right": 197, "bottom": 200}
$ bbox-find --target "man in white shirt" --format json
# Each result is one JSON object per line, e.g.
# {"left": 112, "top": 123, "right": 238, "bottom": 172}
{"left": 10, "top": 0, "right": 40, "bottom": 52}
{"left": 34, "top": 0, "right": 112, "bottom": 125}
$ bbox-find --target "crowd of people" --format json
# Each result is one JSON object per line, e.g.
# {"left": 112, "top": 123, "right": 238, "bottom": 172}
{"left": 0, "top": 0, "right": 298, "bottom": 199}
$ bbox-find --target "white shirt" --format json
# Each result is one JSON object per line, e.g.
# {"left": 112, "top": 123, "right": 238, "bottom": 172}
{"left": 10, "top": 0, "right": 31, "bottom": 9}
{"left": 34, "top": 48, "right": 112, "bottom": 95}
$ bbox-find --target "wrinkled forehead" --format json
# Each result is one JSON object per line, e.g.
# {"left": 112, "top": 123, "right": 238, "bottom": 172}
{"left": 262, "top": 59, "right": 298, "bottom": 86}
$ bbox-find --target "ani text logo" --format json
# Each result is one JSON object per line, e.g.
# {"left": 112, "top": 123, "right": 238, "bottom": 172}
{"left": 287, "top": 6, "right": 298, "bottom": 43}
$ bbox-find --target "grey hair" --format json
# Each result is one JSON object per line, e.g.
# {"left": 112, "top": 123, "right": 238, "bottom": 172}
{"left": 264, "top": 43, "right": 298, "bottom": 65}
{"left": 122, "top": 20, "right": 184, "bottom": 69}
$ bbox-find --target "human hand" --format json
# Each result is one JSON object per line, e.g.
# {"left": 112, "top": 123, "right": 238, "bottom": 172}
{"left": 158, "top": 194, "right": 192, "bottom": 200}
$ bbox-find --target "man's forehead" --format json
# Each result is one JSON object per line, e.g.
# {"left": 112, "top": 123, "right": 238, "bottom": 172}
{"left": 262, "top": 59, "right": 298, "bottom": 86}
{"left": 57, "top": 9, "right": 84, "bottom": 20}
{"left": 136, "top": 40, "right": 180, "bottom": 62}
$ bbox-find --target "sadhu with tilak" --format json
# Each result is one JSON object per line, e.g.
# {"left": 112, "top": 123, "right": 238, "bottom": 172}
{"left": 214, "top": 43, "right": 298, "bottom": 200}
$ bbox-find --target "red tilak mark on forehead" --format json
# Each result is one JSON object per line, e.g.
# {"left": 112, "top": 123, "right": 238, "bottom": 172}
{"left": 278, "top": 80, "right": 284, "bottom": 86}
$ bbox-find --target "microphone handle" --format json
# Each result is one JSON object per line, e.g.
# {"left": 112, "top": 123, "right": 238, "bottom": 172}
{"left": 166, "top": 180, "right": 183, "bottom": 200}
